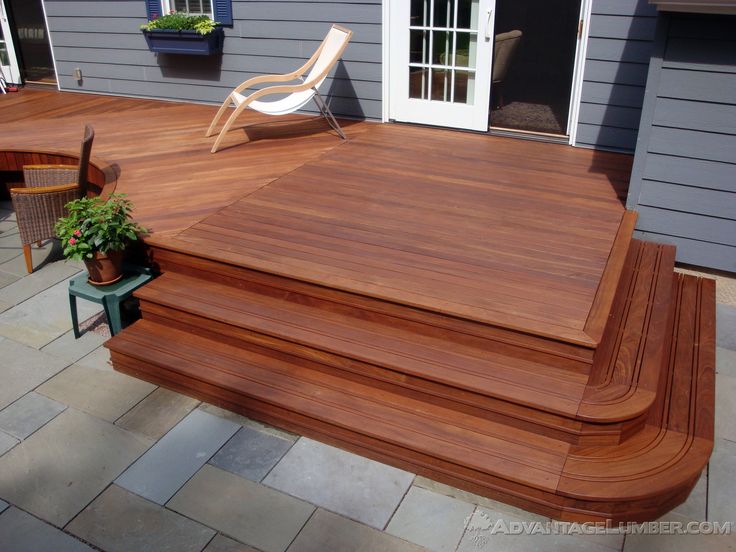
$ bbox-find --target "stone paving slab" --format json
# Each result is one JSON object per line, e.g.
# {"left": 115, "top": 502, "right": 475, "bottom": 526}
{"left": 198, "top": 403, "right": 299, "bottom": 442}
{"left": 708, "top": 438, "right": 736, "bottom": 523}
{"left": 67, "top": 484, "right": 215, "bottom": 552}
{"left": 116, "top": 387, "right": 200, "bottom": 441}
{"left": 288, "top": 508, "right": 426, "bottom": 552}
{"left": 116, "top": 408, "right": 239, "bottom": 505}
{"left": 41, "top": 330, "right": 107, "bottom": 364}
{"left": 0, "top": 499, "right": 7, "bottom": 513}
{"left": 0, "top": 507, "right": 93, "bottom": 552}
{"left": 169, "top": 464, "right": 315, "bottom": 552}
{"left": 264, "top": 438, "right": 415, "bottom": 530}
{"left": 0, "top": 241, "right": 62, "bottom": 278}
{"left": 205, "top": 533, "right": 260, "bottom": 552}
{"left": 0, "top": 391, "right": 66, "bottom": 441}
{"left": 0, "top": 337, "right": 69, "bottom": 410}
{"left": 0, "top": 270, "right": 19, "bottom": 289}
{"left": 718, "top": 347, "right": 736, "bottom": 378}
{"left": 76, "top": 346, "right": 112, "bottom": 371}
{"left": 0, "top": 408, "right": 151, "bottom": 527}
{"left": 386, "top": 485, "right": 475, "bottom": 552}
{"left": 457, "top": 507, "right": 621, "bottom": 552}
{"left": 0, "top": 260, "right": 79, "bottom": 312}
{"left": 37, "top": 363, "right": 156, "bottom": 423}
{"left": 0, "top": 276, "right": 100, "bottom": 348}
{"left": 672, "top": 470, "right": 708, "bottom": 522}
{"left": 623, "top": 512, "right": 736, "bottom": 551}
{"left": 210, "top": 425, "right": 294, "bottom": 482}
{"left": 717, "top": 304, "right": 736, "bottom": 350}
{"left": 0, "top": 430, "right": 18, "bottom": 457}
{"left": 715, "top": 372, "right": 736, "bottom": 443}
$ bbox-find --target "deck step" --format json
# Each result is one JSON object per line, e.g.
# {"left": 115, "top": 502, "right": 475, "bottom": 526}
{"left": 134, "top": 240, "right": 674, "bottom": 445}
{"left": 106, "top": 272, "right": 714, "bottom": 522}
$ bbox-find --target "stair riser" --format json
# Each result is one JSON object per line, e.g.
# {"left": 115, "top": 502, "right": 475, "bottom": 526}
{"left": 150, "top": 246, "right": 595, "bottom": 368}
{"left": 110, "top": 350, "right": 701, "bottom": 523}
{"left": 139, "top": 301, "right": 636, "bottom": 446}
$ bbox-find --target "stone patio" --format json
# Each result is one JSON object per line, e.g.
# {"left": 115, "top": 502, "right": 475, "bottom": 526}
{"left": 0, "top": 200, "right": 734, "bottom": 552}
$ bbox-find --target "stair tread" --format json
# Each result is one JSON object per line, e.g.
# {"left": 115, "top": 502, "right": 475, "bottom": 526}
{"left": 109, "top": 319, "right": 568, "bottom": 491}
{"left": 137, "top": 271, "right": 589, "bottom": 417}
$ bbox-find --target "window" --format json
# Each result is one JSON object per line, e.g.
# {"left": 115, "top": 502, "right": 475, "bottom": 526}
{"left": 145, "top": 0, "right": 232, "bottom": 25}
{"left": 168, "top": 0, "right": 212, "bottom": 16}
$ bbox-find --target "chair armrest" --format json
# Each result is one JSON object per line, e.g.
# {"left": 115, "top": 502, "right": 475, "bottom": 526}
{"left": 233, "top": 43, "right": 324, "bottom": 94}
{"left": 10, "top": 183, "right": 79, "bottom": 194}
{"left": 241, "top": 82, "right": 315, "bottom": 105}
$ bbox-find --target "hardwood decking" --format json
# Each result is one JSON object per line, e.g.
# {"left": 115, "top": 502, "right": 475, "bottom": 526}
{"left": 0, "top": 90, "right": 714, "bottom": 522}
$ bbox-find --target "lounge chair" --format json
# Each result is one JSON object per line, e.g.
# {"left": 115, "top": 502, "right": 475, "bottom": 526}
{"left": 10, "top": 124, "right": 94, "bottom": 273}
{"left": 206, "top": 24, "right": 353, "bottom": 153}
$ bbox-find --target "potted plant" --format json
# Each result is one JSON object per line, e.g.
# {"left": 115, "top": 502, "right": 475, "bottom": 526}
{"left": 55, "top": 194, "right": 148, "bottom": 285}
{"left": 141, "top": 11, "right": 224, "bottom": 55}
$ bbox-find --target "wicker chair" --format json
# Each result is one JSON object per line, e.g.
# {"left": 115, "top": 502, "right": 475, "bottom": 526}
{"left": 10, "top": 125, "right": 94, "bottom": 273}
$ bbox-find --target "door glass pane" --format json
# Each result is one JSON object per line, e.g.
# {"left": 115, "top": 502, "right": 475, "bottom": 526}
{"left": 456, "top": 0, "right": 479, "bottom": 30}
{"left": 433, "top": 0, "right": 455, "bottom": 29}
{"left": 454, "top": 32, "right": 477, "bottom": 68}
{"left": 432, "top": 31, "right": 452, "bottom": 66}
{"left": 411, "top": 0, "right": 428, "bottom": 26}
{"left": 410, "top": 30, "right": 429, "bottom": 64}
{"left": 409, "top": 67, "right": 429, "bottom": 99}
{"left": 453, "top": 70, "right": 475, "bottom": 104}
{"left": 0, "top": 24, "right": 8, "bottom": 66}
{"left": 6, "top": 0, "right": 56, "bottom": 84}
{"left": 431, "top": 68, "right": 451, "bottom": 101}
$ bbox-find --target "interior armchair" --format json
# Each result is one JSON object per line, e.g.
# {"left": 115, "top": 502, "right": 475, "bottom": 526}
{"left": 10, "top": 124, "right": 94, "bottom": 273}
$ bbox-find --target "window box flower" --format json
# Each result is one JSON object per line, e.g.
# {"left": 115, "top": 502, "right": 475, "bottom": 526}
{"left": 141, "top": 12, "right": 224, "bottom": 55}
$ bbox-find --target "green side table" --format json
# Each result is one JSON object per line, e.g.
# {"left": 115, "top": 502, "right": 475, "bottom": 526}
{"left": 69, "top": 268, "right": 153, "bottom": 338}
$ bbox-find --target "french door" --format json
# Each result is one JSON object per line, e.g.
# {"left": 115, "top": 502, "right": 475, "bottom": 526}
{"left": 0, "top": 0, "right": 20, "bottom": 85}
{"left": 389, "top": 0, "right": 496, "bottom": 131}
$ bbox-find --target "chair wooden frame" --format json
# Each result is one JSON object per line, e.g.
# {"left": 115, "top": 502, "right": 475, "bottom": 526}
{"left": 206, "top": 24, "right": 353, "bottom": 153}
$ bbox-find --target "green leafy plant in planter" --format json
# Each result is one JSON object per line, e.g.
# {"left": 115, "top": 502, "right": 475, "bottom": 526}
{"left": 141, "top": 11, "right": 219, "bottom": 35}
{"left": 55, "top": 194, "right": 148, "bottom": 285}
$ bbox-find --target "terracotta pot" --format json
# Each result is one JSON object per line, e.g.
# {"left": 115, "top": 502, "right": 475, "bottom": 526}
{"left": 84, "top": 250, "right": 124, "bottom": 285}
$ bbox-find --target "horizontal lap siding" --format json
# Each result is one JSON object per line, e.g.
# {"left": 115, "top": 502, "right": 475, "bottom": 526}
{"left": 628, "top": 13, "right": 736, "bottom": 272}
{"left": 44, "top": 0, "right": 382, "bottom": 119}
{"left": 576, "top": 0, "right": 658, "bottom": 151}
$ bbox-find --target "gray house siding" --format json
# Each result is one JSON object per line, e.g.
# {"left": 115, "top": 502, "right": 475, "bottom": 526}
{"left": 44, "top": 0, "right": 382, "bottom": 119}
{"left": 575, "top": 0, "right": 658, "bottom": 151}
{"left": 627, "top": 13, "right": 736, "bottom": 272}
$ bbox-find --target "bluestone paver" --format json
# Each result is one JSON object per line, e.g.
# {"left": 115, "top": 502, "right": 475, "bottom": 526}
{"left": 0, "top": 430, "right": 18, "bottom": 456}
{"left": 115, "top": 408, "right": 239, "bottom": 505}
{"left": 41, "top": 329, "right": 107, "bottom": 364}
{"left": 67, "top": 484, "right": 215, "bottom": 552}
{"left": 672, "top": 470, "right": 708, "bottom": 522}
{"left": 0, "top": 240, "right": 60, "bottom": 278}
{"left": 0, "top": 260, "right": 78, "bottom": 310}
{"left": 0, "top": 392, "right": 66, "bottom": 440}
{"left": 0, "top": 338, "right": 69, "bottom": 410}
{"left": 0, "top": 277, "right": 100, "bottom": 348}
{"left": 205, "top": 533, "right": 260, "bottom": 552}
{"left": 198, "top": 403, "right": 298, "bottom": 442}
{"left": 0, "top": 270, "right": 19, "bottom": 289}
{"left": 116, "top": 387, "right": 200, "bottom": 441}
{"left": 37, "top": 363, "right": 156, "bottom": 423}
{"left": 0, "top": 499, "right": 7, "bottom": 513}
{"left": 718, "top": 347, "right": 736, "bottom": 378}
{"left": 717, "top": 304, "right": 736, "bottom": 350}
{"left": 210, "top": 425, "right": 294, "bottom": 482}
{"left": 264, "top": 438, "right": 415, "bottom": 530}
{"left": 457, "top": 507, "right": 621, "bottom": 552}
{"left": 168, "top": 464, "right": 314, "bottom": 552}
{"left": 76, "top": 345, "right": 112, "bottom": 371}
{"left": 708, "top": 438, "right": 736, "bottom": 523}
{"left": 287, "top": 508, "right": 426, "bottom": 552}
{"left": 386, "top": 486, "right": 475, "bottom": 552}
{"left": 0, "top": 507, "right": 93, "bottom": 552}
{"left": 715, "top": 372, "right": 736, "bottom": 442}
{"left": 0, "top": 408, "right": 151, "bottom": 526}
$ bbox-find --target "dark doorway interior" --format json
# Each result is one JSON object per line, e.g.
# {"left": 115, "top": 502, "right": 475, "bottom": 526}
{"left": 490, "top": 0, "right": 582, "bottom": 136}
{"left": 6, "top": 0, "right": 55, "bottom": 84}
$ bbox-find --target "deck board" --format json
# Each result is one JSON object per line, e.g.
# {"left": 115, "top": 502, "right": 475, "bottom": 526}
{"left": 0, "top": 89, "right": 632, "bottom": 345}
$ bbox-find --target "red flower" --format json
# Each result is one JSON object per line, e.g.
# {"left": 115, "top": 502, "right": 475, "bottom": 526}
{"left": 73, "top": 229, "right": 82, "bottom": 237}
{"left": 170, "top": 9, "right": 175, "bottom": 14}
{"left": 68, "top": 237, "right": 77, "bottom": 245}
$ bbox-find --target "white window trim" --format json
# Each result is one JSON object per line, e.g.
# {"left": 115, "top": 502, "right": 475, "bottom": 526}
{"left": 161, "top": 0, "right": 213, "bottom": 17}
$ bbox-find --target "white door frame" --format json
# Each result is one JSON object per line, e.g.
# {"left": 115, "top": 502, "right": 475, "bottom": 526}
{"left": 0, "top": 0, "right": 21, "bottom": 84}
{"left": 383, "top": 0, "right": 594, "bottom": 144}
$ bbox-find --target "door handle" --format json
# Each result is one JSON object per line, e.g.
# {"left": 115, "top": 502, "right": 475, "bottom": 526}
{"left": 485, "top": 9, "right": 493, "bottom": 40}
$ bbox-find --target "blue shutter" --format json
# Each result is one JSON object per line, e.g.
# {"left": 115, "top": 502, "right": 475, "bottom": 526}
{"left": 145, "top": 0, "right": 161, "bottom": 21}
{"left": 213, "top": 0, "right": 233, "bottom": 26}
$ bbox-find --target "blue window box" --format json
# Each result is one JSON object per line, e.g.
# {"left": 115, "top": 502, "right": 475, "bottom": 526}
{"left": 142, "top": 27, "right": 224, "bottom": 55}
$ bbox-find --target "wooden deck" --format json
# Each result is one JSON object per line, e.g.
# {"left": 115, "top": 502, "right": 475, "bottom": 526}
{"left": 0, "top": 90, "right": 714, "bottom": 522}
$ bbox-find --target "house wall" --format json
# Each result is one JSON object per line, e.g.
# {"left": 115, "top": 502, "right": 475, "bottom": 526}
{"left": 43, "top": 0, "right": 382, "bottom": 119}
{"left": 627, "top": 12, "right": 736, "bottom": 272}
{"left": 575, "top": 0, "right": 659, "bottom": 151}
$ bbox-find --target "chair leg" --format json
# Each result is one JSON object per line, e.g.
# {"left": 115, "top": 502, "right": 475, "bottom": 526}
{"left": 314, "top": 91, "right": 346, "bottom": 140}
{"left": 205, "top": 96, "right": 235, "bottom": 138}
{"left": 211, "top": 102, "right": 250, "bottom": 153}
{"left": 22, "top": 244, "right": 33, "bottom": 274}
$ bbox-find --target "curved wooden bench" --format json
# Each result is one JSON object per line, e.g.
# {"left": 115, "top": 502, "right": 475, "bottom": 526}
{"left": 0, "top": 148, "right": 118, "bottom": 197}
